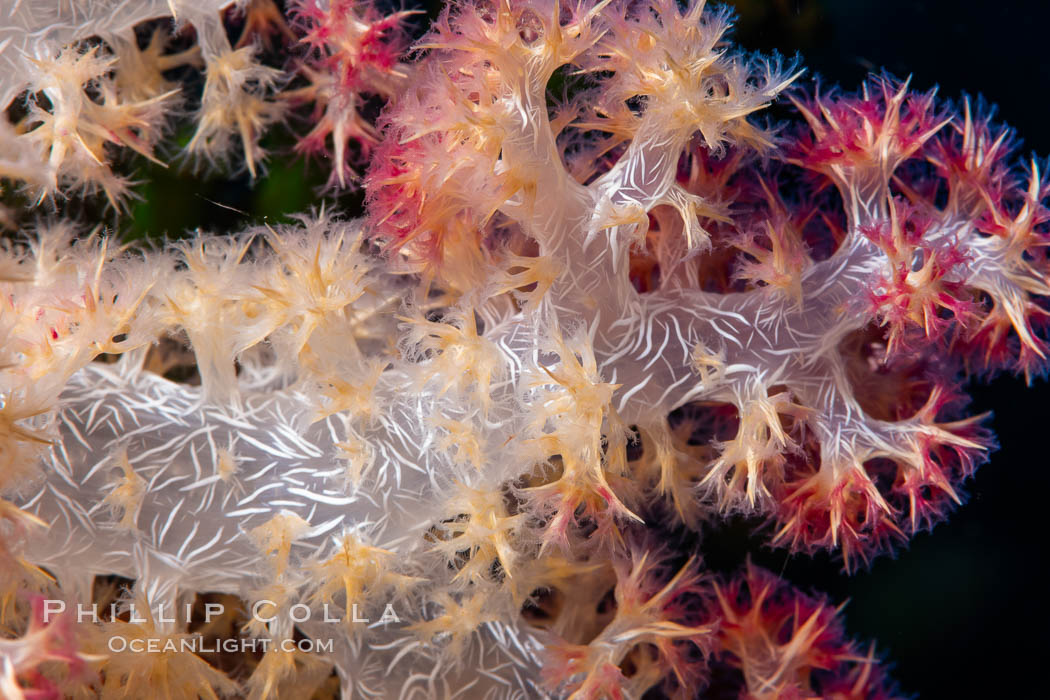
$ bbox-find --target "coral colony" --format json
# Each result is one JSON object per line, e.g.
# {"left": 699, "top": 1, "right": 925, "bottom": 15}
{"left": 0, "top": 0, "right": 1047, "bottom": 697}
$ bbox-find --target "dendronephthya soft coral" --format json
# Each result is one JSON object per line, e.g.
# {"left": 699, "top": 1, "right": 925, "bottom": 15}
{"left": 1, "top": 1, "right": 1047, "bottom": 698}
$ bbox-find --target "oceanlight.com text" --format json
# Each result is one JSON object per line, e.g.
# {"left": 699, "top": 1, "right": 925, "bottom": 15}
{"left": 106, "top": 636, "right": 335, "bottom": 654}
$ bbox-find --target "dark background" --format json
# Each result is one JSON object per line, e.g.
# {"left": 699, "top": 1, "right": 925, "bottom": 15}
{"left": 5, "top": 1, "right": 1048, "bottom": 697}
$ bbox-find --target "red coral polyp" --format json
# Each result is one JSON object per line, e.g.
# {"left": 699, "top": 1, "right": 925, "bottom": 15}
{"left": 774, "top": 467, "right": 906, "bottom": 572}
{"left": 287, "top": 0, "right": 414, "bottom": 187}
{"left": 788, "top": 76, "right": 947, "bottom": 186}
{"left": 711, "top": 564, "right": 902, "bottom": 699}
{"left": 862, "top": 199, "right": 976, "bottom": 352}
